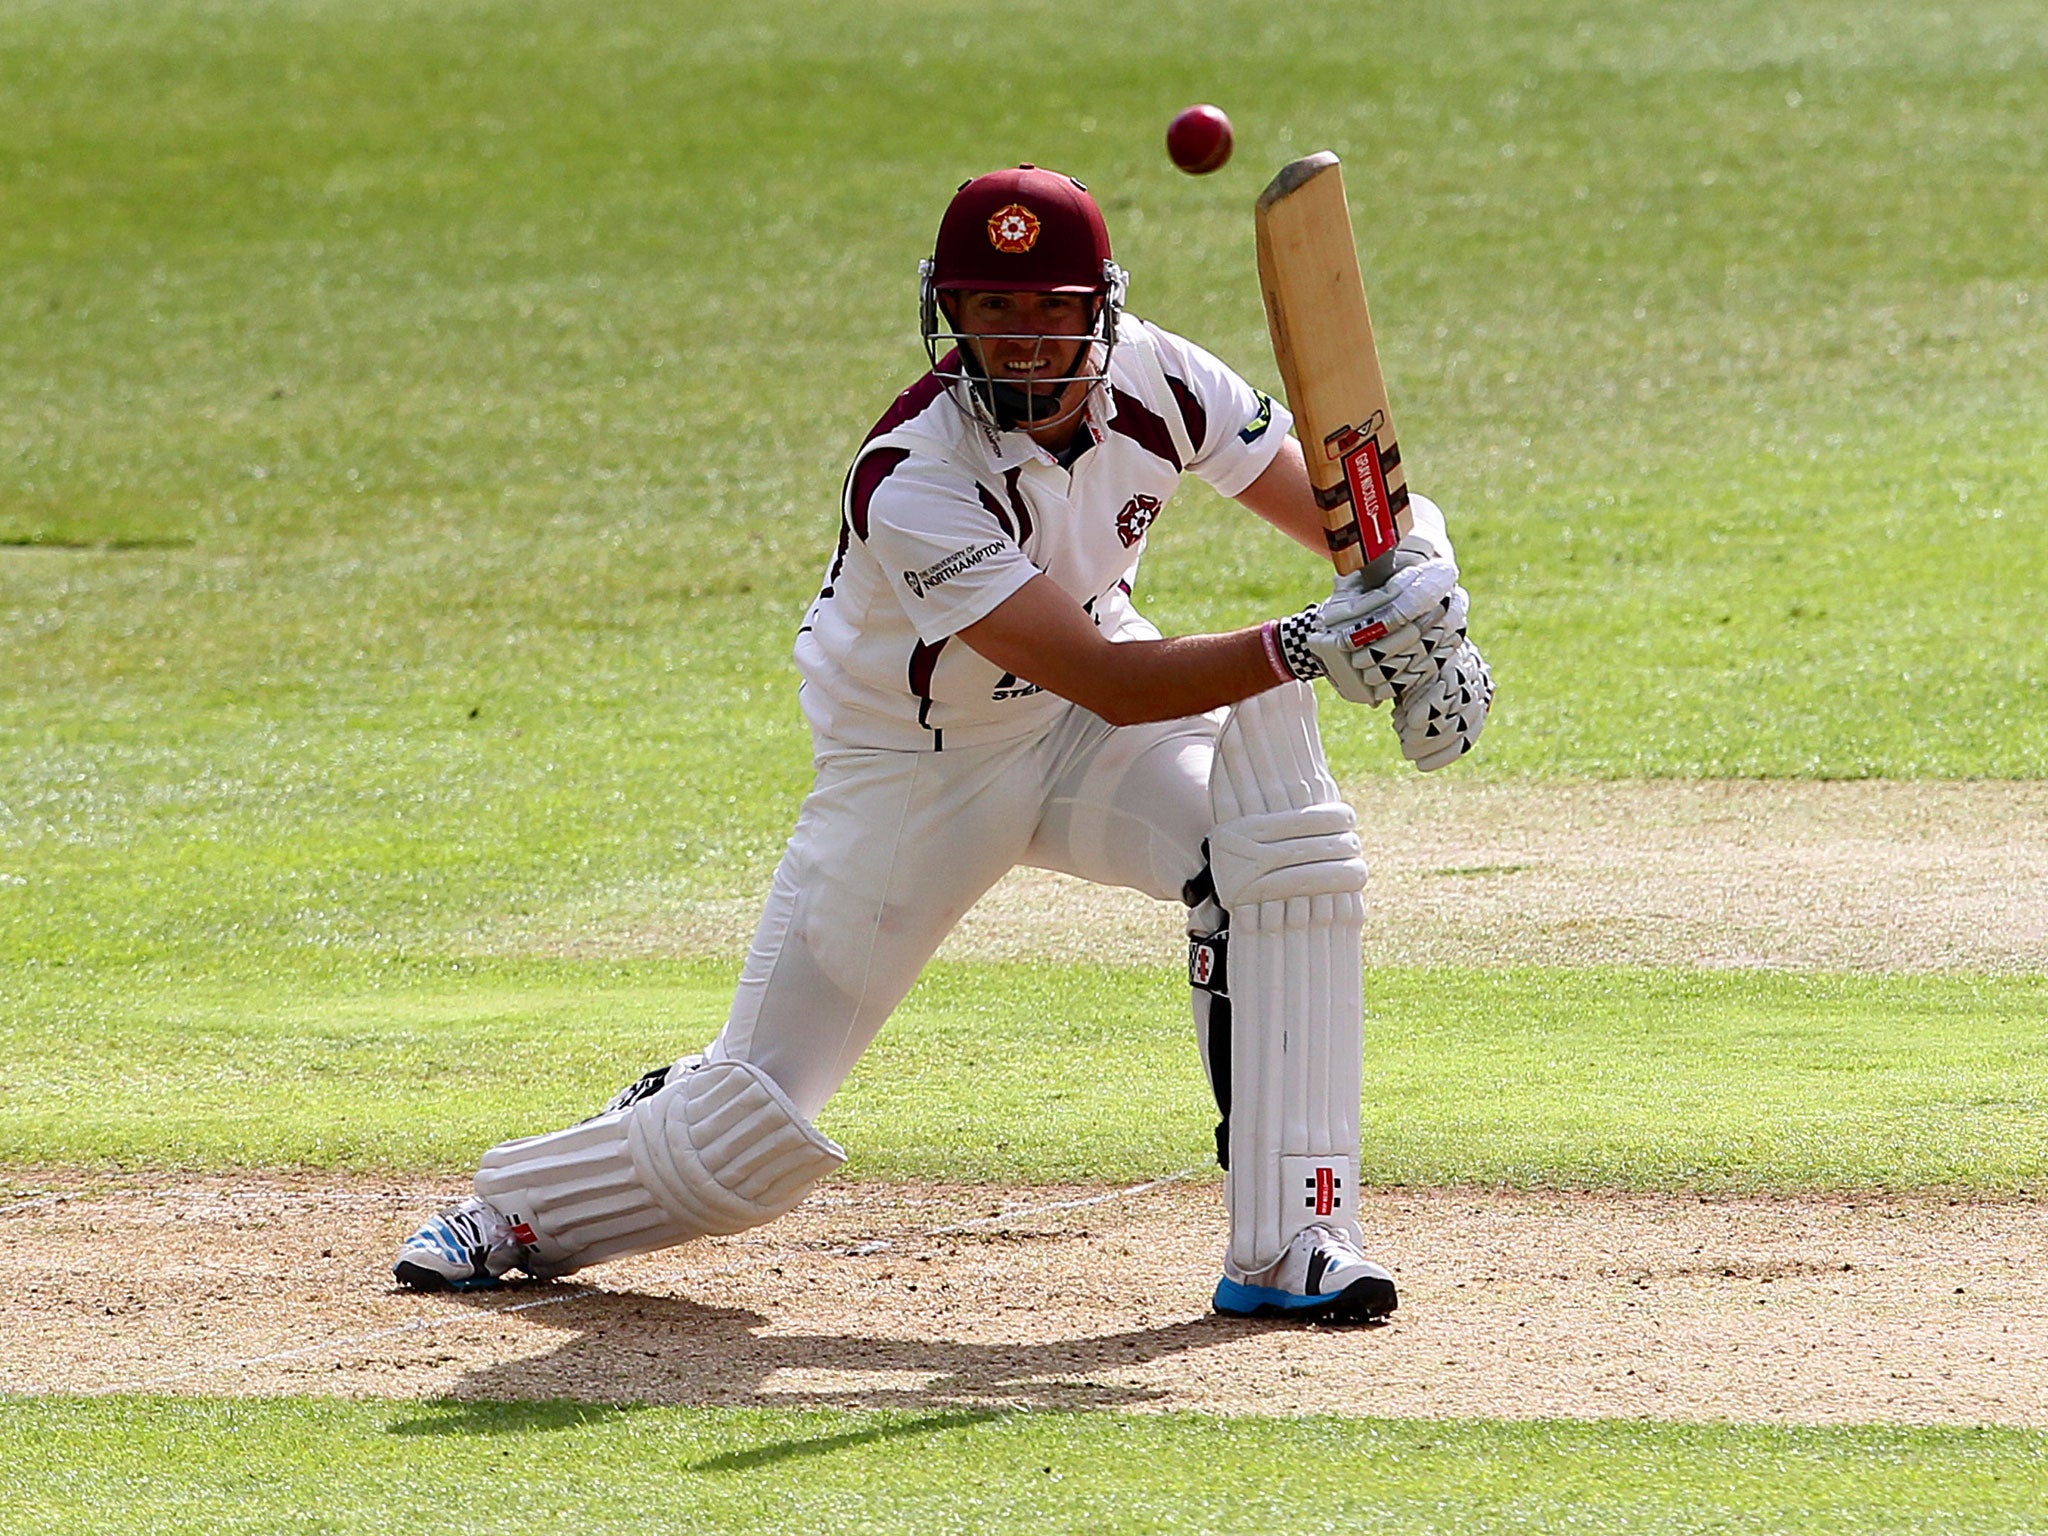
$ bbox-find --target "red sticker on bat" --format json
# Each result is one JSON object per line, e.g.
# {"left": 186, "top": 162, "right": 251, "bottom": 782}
{"left": 1342, "top": 437, "right": 1398, "bottom": 562}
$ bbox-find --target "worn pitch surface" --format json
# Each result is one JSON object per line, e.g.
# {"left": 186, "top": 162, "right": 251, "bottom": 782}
{"left": 11, "top": 1176, "right": 2045, "bottom": 1425}
{"left": 17, "top": 784, "right": 2044, "bottom": 1421}
{"left": 536, "top": 780, "right": 2048, "bottom": 973}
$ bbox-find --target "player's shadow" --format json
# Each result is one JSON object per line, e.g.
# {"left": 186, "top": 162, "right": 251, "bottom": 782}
{"left": 392, "top": 1390, "right": 1010, "bottom": 1472}
{"left": 383, "top": 1279, "right": 1304, "bottom": 1436}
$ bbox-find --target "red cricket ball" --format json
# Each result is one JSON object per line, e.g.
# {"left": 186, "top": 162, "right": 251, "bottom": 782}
{"left": 1166, "top": 104, "right": 1234, "bottom": 175}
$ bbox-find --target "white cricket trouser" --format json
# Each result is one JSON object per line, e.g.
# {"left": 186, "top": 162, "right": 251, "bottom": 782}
{"left": 704, "top": 704, "right": 1219, "bottom": 1119}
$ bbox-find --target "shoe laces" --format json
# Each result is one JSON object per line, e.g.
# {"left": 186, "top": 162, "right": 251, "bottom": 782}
{"left": 439, "top": 1199, "right": 512, "bottom": 1253}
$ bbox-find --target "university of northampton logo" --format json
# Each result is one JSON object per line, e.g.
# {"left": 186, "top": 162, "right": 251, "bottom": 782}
{"left": 987, "top": 203, "right": 1041, "bottom": 253}
{"left": 1115, "top": 493, "right": 1162, "bottom": 547}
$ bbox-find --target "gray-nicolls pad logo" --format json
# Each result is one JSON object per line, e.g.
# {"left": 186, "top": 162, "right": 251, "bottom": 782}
{"left": 903, "top": 540, "right": 1005, "bottom": 599}
{"left": 1303, "top": 1166, "right": 1343, "bottom": 1216}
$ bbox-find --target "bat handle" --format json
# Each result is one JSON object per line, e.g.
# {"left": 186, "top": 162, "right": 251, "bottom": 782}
{"left": 1328, "top": 541, "right": 1397, "bottom": 587}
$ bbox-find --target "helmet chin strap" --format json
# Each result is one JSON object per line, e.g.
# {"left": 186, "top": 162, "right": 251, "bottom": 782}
{"left": 958, "top": 344, "right": 1090, "bottom": 432}
{"left": 982, "top": 376, "right": 1074, "bottom": 429}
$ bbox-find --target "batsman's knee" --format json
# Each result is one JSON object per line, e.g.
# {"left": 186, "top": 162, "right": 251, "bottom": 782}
{"left": 475, "top": 1056, "right": 845, "bottom": 1276}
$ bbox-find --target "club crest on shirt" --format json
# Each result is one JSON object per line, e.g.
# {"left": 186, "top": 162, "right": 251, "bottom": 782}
{"left": 987, "top": 204, "right": 1042, "bottom": 253}
{"left": 1115, "top": 493, "right": 1162, "bottom": 548}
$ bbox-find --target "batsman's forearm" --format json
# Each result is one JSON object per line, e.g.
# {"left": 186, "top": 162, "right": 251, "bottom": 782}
{"left": 1037, "top": 627, "right": 1294, "bottom": 727}
{"left": 962, "top": 593, "right": 1294, "bottom": 729}
{"left": 957, "top": 573, "right": 1301, "bottom": 728}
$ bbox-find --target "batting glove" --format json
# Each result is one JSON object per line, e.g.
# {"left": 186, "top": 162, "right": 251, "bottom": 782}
{"left": 1391, "top": 639, "right": 1494, "bottom": 770}
{"left": 1273, "top": 543, "right": 1465, "bottom": 706}
{"left": 1268, "top": 581, "right": 1451, "bottom": 706}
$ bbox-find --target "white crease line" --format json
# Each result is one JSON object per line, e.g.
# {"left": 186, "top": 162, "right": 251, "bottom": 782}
{"left": 4, "top": 1188, "right": 457, "bottom": 1217}
{"left": 213, "top": 1191, "right": 451, "bottom": 1205}
{"left": 99, "top": 1167, "right": 1205, "bottom": 1394}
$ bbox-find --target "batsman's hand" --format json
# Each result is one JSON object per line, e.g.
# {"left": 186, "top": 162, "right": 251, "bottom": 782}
{"left": 1391, "top": 639, "right": 1493, "bottom": 770}
{"left": 1305, "top": 539, "right": 1469, "bottom": 707}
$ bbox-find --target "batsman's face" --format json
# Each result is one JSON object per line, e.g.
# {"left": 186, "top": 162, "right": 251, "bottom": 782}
{"left": 951, "top": 290, "right": 1092, "bottom": 400}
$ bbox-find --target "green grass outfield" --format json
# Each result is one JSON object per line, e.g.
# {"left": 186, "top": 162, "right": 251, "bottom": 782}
{"left": 4, "top": 1400, "right": 2046, "bottom": 1536}
{"left": 4, "top": 0, "right": 2046, "bottom": 1528}
{"left": 6, "top": 960, "right": 2047, "bottom": 1191}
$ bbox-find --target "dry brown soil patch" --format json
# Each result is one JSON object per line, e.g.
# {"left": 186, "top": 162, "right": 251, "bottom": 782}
{"left": 10, "top": 1174, "right": 2047, "bottom": 1425}
{"left": 531, "top": 780, "right": 2048, "bottom": 973}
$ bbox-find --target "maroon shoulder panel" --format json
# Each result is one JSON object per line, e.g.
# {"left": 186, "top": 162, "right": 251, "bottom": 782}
{"left": 972, "top": 467, "right": 1037, "bottom": 549}
{"left": 862, "top": 357, "right": 955, "bottom": 447}
{"left": 814, "top": 368, "right": 951, "bottom": 609}
{"left": 1107, "top": 387, "right": 1183, "bottom": 472}
{"left": 1164, "top": 373, "right": 1207, "bottom": 460}
{"left": 1001, "top": 466, "right": 1034, "bottom": 545}
{"left": 975, "top": 482, "right": 1015, "bottom": 540}
{"left": 846, "top": 446, "right": 912, "bottom": 543}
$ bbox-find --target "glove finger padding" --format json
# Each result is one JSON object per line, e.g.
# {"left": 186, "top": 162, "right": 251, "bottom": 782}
{"left": 1355, "top": 584, "right": 1468, "bottom": 686}
{"left": 1392, "top": 640, "right": 1494, "bottom": 771}
{"left": 1427, "top": 584, "right": 1471, "bottom": 659}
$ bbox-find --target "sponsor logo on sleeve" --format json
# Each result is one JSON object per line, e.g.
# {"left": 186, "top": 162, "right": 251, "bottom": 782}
{"left": 1115, "top": 493, "right": 1162, "bottom": 548}
{"left": 1238, "top": 390, "right": 1275, "bottom": 444}
{"left": 903, "top": 539, "right": 1006, "bottom": 599}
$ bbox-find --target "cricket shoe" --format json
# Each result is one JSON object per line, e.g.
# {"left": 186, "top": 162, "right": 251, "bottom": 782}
{"left": 392, "top": 1196, "right": 529, "bottom": 1291}
{"left": 1213, "top": 1223, "right": 1398, "bottom": 1324}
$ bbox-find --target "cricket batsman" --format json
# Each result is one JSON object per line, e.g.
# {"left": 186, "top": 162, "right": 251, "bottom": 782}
{"left": 395, "top": 165, "right": 1493, "bottom": 1322}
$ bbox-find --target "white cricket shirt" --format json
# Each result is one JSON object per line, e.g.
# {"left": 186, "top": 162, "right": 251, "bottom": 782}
{"left": 794, "top": 316, "right": 1292, "bottom": 751}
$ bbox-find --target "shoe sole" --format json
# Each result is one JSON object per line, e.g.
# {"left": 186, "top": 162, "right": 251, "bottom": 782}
{"left": 392, "top": 1260, "right": 504, "bottom": 1293}
{"left": 1212, "top": 1272, "right": 1398, "bottom": 1324}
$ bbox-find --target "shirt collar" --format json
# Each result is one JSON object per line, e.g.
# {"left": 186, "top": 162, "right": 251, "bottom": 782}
{"left": 978, "top": 384, "right": 1117, "bottom": 472}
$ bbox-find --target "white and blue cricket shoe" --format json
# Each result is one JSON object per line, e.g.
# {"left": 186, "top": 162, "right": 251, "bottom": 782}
{"left": 392, "top": 1196, "right": 527, "bottom": 1292}
{"left": 1213, "top": 1223, "right": 1398, "bottom": 1324}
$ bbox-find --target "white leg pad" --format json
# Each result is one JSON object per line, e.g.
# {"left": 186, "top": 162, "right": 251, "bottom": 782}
{"left": 1210, "top": 683, "right": 1368, "bottom": 1275}
{"left": 474, "top": 1057, "right": 847, "bottom": 1276}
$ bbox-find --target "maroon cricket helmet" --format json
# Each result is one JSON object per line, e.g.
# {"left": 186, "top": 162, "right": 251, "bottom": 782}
{"left": 928, "top": 165, "right": 1114, "bottom": 294}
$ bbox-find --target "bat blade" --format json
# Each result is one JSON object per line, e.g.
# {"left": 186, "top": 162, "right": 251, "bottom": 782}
{"left": 1255, "top": 151, "right": 1411, "bottom": 583}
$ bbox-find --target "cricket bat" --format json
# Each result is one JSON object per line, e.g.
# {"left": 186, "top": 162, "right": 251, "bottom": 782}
{"left": 1254, "top": 151, "right": 1412, "bottom": 585}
